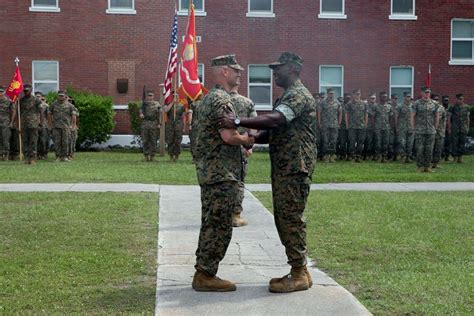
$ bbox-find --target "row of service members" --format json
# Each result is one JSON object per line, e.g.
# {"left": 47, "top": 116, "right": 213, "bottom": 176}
{"left": 313, "top": 87, "right": 470, "bottom": 172}
{"left": 0, "top": 85, "right": 79, "bottom": 164}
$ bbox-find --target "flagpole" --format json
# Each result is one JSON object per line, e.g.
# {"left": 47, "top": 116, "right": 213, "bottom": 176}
{"left": 14, "top": 57, "right": 24, "bottom": 162}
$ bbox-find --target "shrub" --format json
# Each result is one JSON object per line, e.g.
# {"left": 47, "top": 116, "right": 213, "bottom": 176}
{"left": 128, "top": 101, "right": 142, "bottom": 146}
{"left": 46, "top": 89, "right": 115, "bottom": 148}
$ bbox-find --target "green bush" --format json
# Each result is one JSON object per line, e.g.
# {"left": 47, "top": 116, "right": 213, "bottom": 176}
{"left": 128, "top": 101, "right": 142, "bottom": 146}
{"left": 46, "top": 89, "right": 115, "bottom": 148}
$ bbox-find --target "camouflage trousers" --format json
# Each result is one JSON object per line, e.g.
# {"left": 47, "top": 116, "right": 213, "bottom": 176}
{"left": 272, "top": 174, "right": 309, "bottom": 268}
{"left": 451, "top": 130, "right": 467, "bottom": 157}
{"left": 321, "top": 127, "right": 339, "bottom": 155}
{"left": 69, "top": 128, "right": 78, "bottom": 156}
{"left": 337, "top": 129, "right": 349, "bottom": 156}
{"left": 0, "top": 126, "right": 11, "bottom": 155}
{"left": 315, "top": 127, "right": 322, "bottom": 157}
{"left": 37, "top": 127, "right": 50, "bottom": 158}
{"left": 348, "top": 128, "right": 366, "bottom": 157}
{"left": 9, "top": 128, "right": 19, "bottom": 157}
{"left": 52, "top": 128, "right": 70, "bottom": 159}
{"left": 388, "top": 129, "right": 397, "bottom": 157}
{"left": 166, "top": 125, "right": 183, "bottom": 156}
{"left": 415, "top": 134, "right": 435, "bottom": 168}
{"left": 195, "top": 181, "right": 238, "bottom": 276}
{"left": 234, "top": 152, "right": 249, "bottom": 215}
{"left": 443, "top": 133, "right": 451, "bottom": 158}
{"left": 363, "top": 129, "right": 376, "bottom": 157}
{"left": 21, "top": 127, "right": 39, "bottom": 159}
{"left": 189, "top": 128, "right": 197, "bottom": 160}
{"left": 374, "top": 129, "right": 390, "bottom": 155}
{"left": 142, "top": 127, "right": 159, "bottom": 156}
{"left": 432, "top": 134, "right": 445, "bottom": 164}
{"left": 397, "top": 129, "right": 415, "bottom": 157}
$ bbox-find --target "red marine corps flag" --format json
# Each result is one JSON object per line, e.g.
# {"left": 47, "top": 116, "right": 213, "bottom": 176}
{"left": 424, "top": 64, "right": 432, "bottom": 89}
{"left": 6, "top": 58, "right": 24, "bottom": 102}
{"left": 179, "top": 2, "right": 202, "bottom": 101}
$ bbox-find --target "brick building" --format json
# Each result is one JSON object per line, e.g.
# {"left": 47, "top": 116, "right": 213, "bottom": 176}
{"left": 0, "top": 0, "right": 473, "bottom": 140}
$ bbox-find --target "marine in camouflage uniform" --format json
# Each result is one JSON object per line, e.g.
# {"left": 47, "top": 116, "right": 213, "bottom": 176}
{"left": 48, "top": 91, "right": 76, "bottom": 162}
{"left": 192, "top": 55, "right": 253, "bottom": 292}
{"left": 230, "top": 89, "right": 257, "bottom": 227}
{"left": 346, "top": 89, "right": 368, "bottom": 162}
{"left": 449, "top": 93, "right": 471, "bottom": 163}
{"left": 312, "top": 93, "right": 321, "bottom": 159}
{"left": 432, "top": 100, "right": 448, "bottom": 168}
{"left": 188, "top": 97, "right": 203, "bottom": 162}
{"left": 0, "top": 87, "right": 15, "bottom": 160}
{"left": 396, "top": 92, "right": 415, "bottom": 163}
{"left": 19, "top": 85, "right": 43, "bottom": 164}
{"left": 363, "top": 93, "right": 377, "bottom": 160}
{"left": 219, "top": 53, "right": 316, "bottom": 293}
{"left": 337, "top": 93, "right": 351, "bottom": 160}
{"left": 140, "top": 91, "right": 162, "bottom": 162}
{"left": 318, "top": 88, "right": 341, "bottom": 162}
{"left": 411, "top": 87, "right": 440, "bottom": 172}
{"left": 373, "top": 92, "right": 393, "bottom": 162}
{"left": 36, "top": 92, "right": 50, "bottom": 160}
{"left": 164, "top": 101, "right": 185, "bottom": 162}
{"left": 388, "top": 94, "right": 399, "bottom": 160}
{"left": 67, "top": 98, "right": 79, "bottom": 160}
{"left": 441, "top": 96, "right": 452, "bottom": 161}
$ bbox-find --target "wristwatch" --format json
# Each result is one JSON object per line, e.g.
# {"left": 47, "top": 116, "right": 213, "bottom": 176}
{"left": 234, "top": 117, "right": 241, "bottom": 127}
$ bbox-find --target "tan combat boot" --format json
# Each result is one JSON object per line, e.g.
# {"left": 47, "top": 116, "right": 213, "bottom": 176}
{"left": 149, "top": 155, "right": 154, "bottom": 162}
{"left": 269, "top": 266, "right": 313, "bottom": 288}
{"left": 269, "top": 266, "right": 310, "bottom": 293}
{"left": 192, "top": 270, "right": 236, "bottom": 292}
{"left": 457, "top": 156, "right": 464, "bottom": 163}
{"left": 329, "top": 154, "right": 336, "bottom": 163}
{"left": 424, "top": 167, "right": 433, "bottom": 173}
{"left": 323, "top": 155, "right": 329, "bottom": 163}
{"left": 432, "top": 163, "right": 438, "bottom": 169}
{"left": 232, "top": 214, "right": 249, "bottom": 227}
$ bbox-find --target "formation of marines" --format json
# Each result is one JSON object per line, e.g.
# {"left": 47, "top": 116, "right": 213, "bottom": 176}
{"left": 315, "top": 87, "right": 470, "bottom": 172}
{"left": 0, "top": 85, "right": 78, "bottom": 164}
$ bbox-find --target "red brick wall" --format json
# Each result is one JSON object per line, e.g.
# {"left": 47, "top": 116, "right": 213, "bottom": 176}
{"left": 0, "top": 1, "right": 472, "bottom": 135}
{"left": 113, "top": 109, "right": 132, "bottom": 134}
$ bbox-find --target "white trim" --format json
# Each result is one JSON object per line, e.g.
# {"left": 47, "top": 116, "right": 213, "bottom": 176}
{"left": 390, "top": 0, "right": 417, "bottom": 20}
{"left": 107, "top": 0, "right": 136, "bottom": 15}
{"left": 178, "top": 0, "right": 206, "bottom": 15}
{"left": 248, "top": 64, "right": 273, "bottom": 111}
{"left": 198, "top": 63, "right": 205, "bottom": 85}
{"left": 113, "top": 105, "right": 129, "bottom": 110}
{"left": 30, "top": 0, "right": 60, "bottom": 12}
{"left": 32, "top": 60, "right": 59, "bottom": 94}
{"left": 319, "top": 0, "right": 346, "bottom": 19}
{"left": 319, "top": 65, "right": 344, "bottom": 97}
{"left": 450, "top": 18, "right": 474, "bottom": 65}
{"left": 247, "top": 0, "right": 274, "bottom": 17}
{"left": 389, "top": 66, "right": 414, "bottom": 98}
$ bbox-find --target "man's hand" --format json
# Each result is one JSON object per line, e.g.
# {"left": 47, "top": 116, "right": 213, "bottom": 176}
{"left": 139, "top": 113, "right": 144, "bottom": 119}
{"left": 217, "top": 112, "right": 237, "bottom": 129}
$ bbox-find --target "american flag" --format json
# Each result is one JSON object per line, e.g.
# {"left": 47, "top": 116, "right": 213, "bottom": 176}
{"left": 163, "top": 12, "right": 178, "bottom": 105}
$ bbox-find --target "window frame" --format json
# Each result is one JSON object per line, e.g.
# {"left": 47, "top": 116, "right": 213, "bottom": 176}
{"left": 32, "top": 60, "right": 60, "bottom": 94}
{"left": 177, "top": 63, "right": 205, "bottom": 86}
{"left": 389, "top": 66, "right": 414, "bottom": 99}
{"left": 450, "top": 18, "right": 474, "bottom": 65}
{"left": 29, "top": 0, "right": 60, "bottom": 13}
{"left": 248, "top": 64, "right": 273, "bottom": 111}
{"left": 318, "top": 0, "right": 347, "bottom": 20}
{"left": 319, "top": 65, "right": 344, "bottom": 97}
{"left": 247, "top": 0, "right": 275, "bottom": 18}
{"left": 178, "top": 0, "right": 207, "bottom": 17}
{"left": 389, "top": 0, "right": 417, "bottom": 20}
{"left": 106, "top": 0, "right": 136, "bottom": 15}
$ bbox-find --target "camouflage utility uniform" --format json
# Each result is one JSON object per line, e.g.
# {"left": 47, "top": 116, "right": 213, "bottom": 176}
{"left": 373, "top": 102, "right": 393, "bottom": 161}
{"left": 166, "top": 103, "right": 185, "bottom": 160}
{"left": 346, "top": 99, "right": 367, "bottom": 160}
{"left": 270, "top": 80, "right": 317, "bottom": 268}
{"left": 412, "top": 99, "right": 439, "bottom": 169}
{"left": 68, "top": 106, "right": 79, "bottom": 158}
{"left": 432, "top": 104, "right": 447, "bottom": 166}
{"left": 319, "top": 98, "right": 341, "bottom": 160}
{"left": 0, "top": 96, "right": 13, "bottom": 159}
{"left": 230, "top": 92, "right": 257, "bottom": 217}
{"left": 337, "top": 102, "right": 349, "bottom": 159}
{"left": 363, "top": 102, "right": 376, "bottom": 160}
{"left": 49, "top": 100, "right": 75, "bottom": 160}
{"left": 449, "top": 103, "right": 470, "bottom": 160}
{"left": 37, "top": 100, "right": 50, "bottom": 159}
{"left": 141, "top": 101, "right": 161, "bottom": 158}
{"left": 19, "top": 95, "right": 42, "bottom": 161}
{"left": 194, "top": 85, "right": 243, "bottom": 277}
{"left": 396, "top": 100, "right": 415, "bottom": 161}
{"left": 189, "top": 99, "right": 202, "bottom": 161}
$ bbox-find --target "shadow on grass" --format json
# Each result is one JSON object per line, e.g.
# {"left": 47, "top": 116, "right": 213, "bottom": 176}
{"left": 88, "top": 285, "right": 156, "bottom": 313}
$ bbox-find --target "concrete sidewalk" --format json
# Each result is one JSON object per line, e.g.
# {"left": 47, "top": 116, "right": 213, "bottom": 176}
{"left": 156, "top": 185, "right": 370, "bottom": 316}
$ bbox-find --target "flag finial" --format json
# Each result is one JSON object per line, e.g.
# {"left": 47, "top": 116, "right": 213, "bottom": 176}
{"left": 14, "top": 57, "right": 20, "bottom": 65}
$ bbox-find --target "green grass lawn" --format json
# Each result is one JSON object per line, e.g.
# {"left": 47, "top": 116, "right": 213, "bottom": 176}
{"left": 254, "top": 191, "right": 474, "bottom": 315}
{"left": 0, "top": 151, "right": 473, "bottom": 184}
{"left": 0, "top": 192, "right": 158, "bottom": 314}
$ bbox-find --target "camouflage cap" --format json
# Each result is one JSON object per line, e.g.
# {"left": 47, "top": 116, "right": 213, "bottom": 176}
{"left": 326, "top": 88, "right": 335, "bottom": 93}
{"left": 57, "top": 90, "right": 66, "bottom": 96}
{"left": 456, "top": 93, "right": 464, "bottom": 99}
{"left": 35, "top": 91, "right": 43, "bottom": 96}
{"left": 352, "top": 89, "right": 361, "bottom": 95}
{"left": 269, "top": 52, "right": 303, "bottom": 69}
{"left": 421, "top": 86, "right": 431, "bottom": 92}
{"left": 146, "top": 90, "right": 154, "bottom": 96}
{"left": 0, "top": 86, "right": 5, "bottom": 93}
{"left": 403, "top": 91, "right": 411, "bottom": 97}
{"left": 23, "top": 84, "right": 32, "bottom": 91}
{"left": 211, "top": 54, "right": 244, "bottom": 71}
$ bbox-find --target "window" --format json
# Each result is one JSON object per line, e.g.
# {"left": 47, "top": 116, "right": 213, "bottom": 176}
{"left": 390, "top": 0, "right": 417, "bottom": 20}
{"left": 450, "top": 19, "right": 474, "bottom": 65}
{"left": 319, "top": 66, "right": 343, "bottom": 97}
{"left": 248, "top": 65, "right": 272, "bottom": 110}
{"left": 32, "top": 61, "right": 59, "bottom": 94}
{"left": 178, "top": 0, "right": 206, "bottom": 16}
{"left": 247, "top": 0, "right": 275, "bottom": 18}
{"left": 107, "top": 0, "right": 136, "bottom": 14}
{"left": 319, "top": 0, "right": 346, "bottom": 19}
{"left": 198, "top": 63, "right": 204, "bottom": 85}
{"left": 390, "top": 66, "right": 413, "bottom": 99}
{"left": 29, "top": 0, "right": 60, "bottom": 12}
